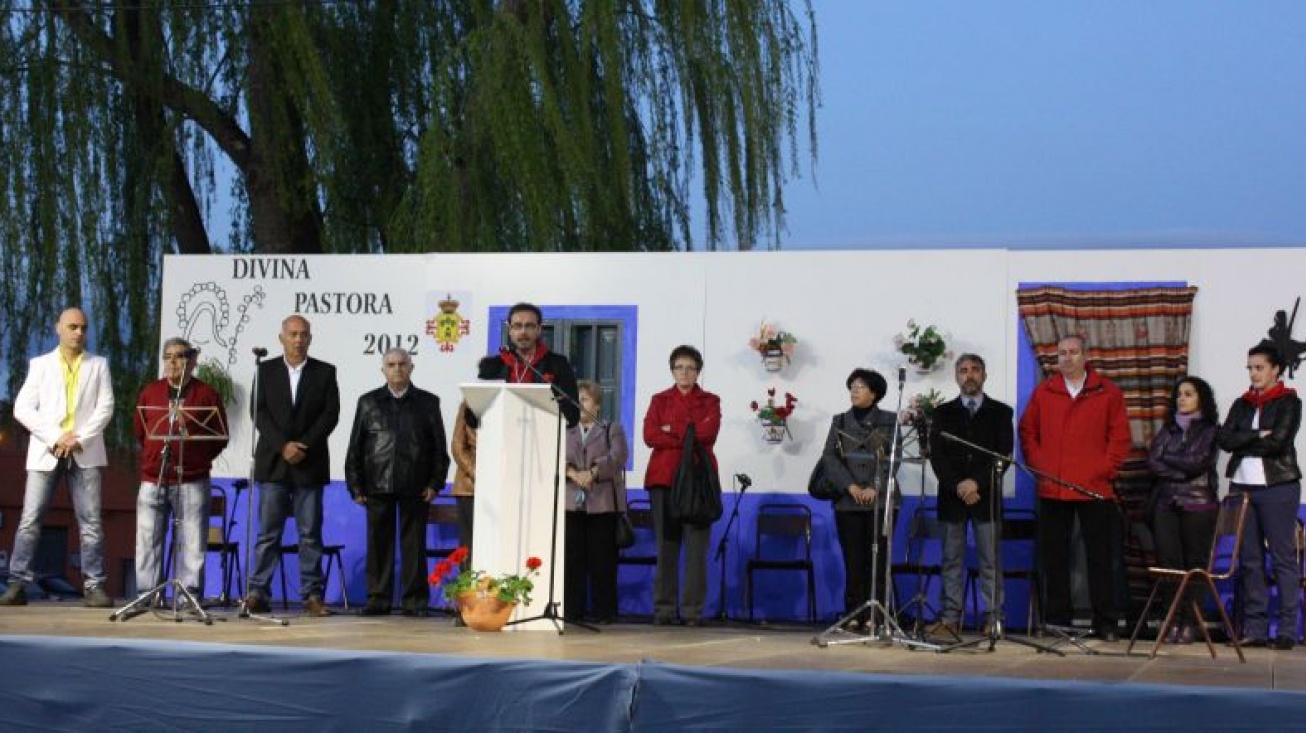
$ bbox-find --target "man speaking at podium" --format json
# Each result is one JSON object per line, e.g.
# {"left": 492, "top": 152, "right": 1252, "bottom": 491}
{"left": 480, "top": 302, "right": 580, "bottom": 427}
{"left": 133, "top": 338, "right": 229, "bottom": 602}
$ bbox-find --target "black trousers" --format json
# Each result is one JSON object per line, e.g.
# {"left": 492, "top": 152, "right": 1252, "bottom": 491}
{"left": 1151, "top": 504, "right": 1217, "bottom": 623}
{"left": 1038, "top": 498, "right": 1120, "bottom": 630}
{"left": 365, "top": 494, "right": 429, "bottom": 610}
{"left": 834, "top": 509, "right": 891, "bottom": 619}
{"left": 564, "top": 511, "right": 619, "bottom": 620}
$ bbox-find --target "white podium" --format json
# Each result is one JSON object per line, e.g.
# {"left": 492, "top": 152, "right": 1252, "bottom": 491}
{"left": 461, "top": 382, "right": 567, "bottom": 631}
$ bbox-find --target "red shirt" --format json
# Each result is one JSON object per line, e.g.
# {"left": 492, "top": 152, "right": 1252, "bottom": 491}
{"left": 642, "top": 385, "right": 721, "bottom": 488}
{"left": 134, "top": 377, "right": 229, "bottom": 483}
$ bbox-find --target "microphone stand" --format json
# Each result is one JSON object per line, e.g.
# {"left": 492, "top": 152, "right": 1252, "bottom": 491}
{"left": 235, "top": 348, "right": 289, "bottom": 626}
{"left": 500, "top": 348, "right": 599, "bottom": 634}
{"left": 934, "top": 430, "right": 1062, "bottom": 656}
{"left": 814, "top": 368, "right": 941, "bottom": 650}
{"left": 714, "top": 474, "right": 751, "bottom": 623}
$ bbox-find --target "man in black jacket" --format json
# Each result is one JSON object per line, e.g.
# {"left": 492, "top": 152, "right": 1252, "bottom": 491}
{"left": 927, "top": 354, "right": 1014, "bottom": 637}
{"left": 346, "top": 349, "right": 450, "bottom": 616}
{"left": 480, "top": 302, "right": 580, "bottom": 427}
{"left": 248, "top": 315, "right": 340, "bottom": 616}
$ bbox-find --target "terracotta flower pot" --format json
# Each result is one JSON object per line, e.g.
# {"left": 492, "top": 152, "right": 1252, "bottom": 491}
{"left": 457, "top": 591, "right": 518, "bottom": 632}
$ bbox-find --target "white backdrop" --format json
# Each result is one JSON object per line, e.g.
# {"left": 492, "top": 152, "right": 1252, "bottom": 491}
{"left": 160, "top": 249, "right": 1306, "bottom": 496}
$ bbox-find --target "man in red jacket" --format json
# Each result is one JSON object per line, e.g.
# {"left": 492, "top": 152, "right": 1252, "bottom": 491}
{"left": 133, "top": 338, "right": 229, "bottom": 605}
{"left": 1019, "top": 335, "right": 1131, "bottom": 641}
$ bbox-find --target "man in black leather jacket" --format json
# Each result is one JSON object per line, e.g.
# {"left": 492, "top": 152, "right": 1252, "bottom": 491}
{"left": 346, "top": 348, "right": 450, "bottom": 616}
{"left": 1217, "top": 342, "right": 1302, "bottom": 650}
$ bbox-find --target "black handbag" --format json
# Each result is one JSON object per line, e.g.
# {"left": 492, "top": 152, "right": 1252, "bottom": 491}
{"left": 615, "top": 512, "right": 636, "bottom": 549}
{"left": 808, "top": 460, "right": 843, "bottom": 501}
{"left": 669, "top": 424, "right": 723, "bottom": 526}
{"left": 808, "top": 415, "right": 847, "bottom": 501}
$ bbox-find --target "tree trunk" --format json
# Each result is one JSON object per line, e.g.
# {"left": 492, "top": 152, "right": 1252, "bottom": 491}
{"left": 245, "top": 8, "right": 325, "bottom": 255}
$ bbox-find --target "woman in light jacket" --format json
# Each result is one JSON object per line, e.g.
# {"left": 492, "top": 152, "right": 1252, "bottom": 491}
{"left": 564, "top": 381, "right": 630, "bottom": 624}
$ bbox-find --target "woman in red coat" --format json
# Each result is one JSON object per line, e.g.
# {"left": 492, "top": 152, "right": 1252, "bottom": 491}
{"left": 643, "top": 345, "right": 721, "bottom": 626}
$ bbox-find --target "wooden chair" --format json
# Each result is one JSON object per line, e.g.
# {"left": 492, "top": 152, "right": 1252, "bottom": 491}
{"left": 1127, "top": 492, "right": 1250, "bottom": 662}
{"left": 745, "top": 503, "right": 816, "bottom": 623}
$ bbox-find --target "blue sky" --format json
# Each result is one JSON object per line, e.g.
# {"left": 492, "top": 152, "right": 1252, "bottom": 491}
{"left": 777, "top": 1, "right": 1306, "bottom": 250}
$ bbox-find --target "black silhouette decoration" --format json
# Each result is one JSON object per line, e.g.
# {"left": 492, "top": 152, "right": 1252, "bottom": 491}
{"left": 1263, "top": 297, "right": 1306, "bottom": 379}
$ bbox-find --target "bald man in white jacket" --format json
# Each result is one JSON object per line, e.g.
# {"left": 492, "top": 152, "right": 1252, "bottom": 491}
{"left": 1, "top": 308, "right": 115, "bottom": 607}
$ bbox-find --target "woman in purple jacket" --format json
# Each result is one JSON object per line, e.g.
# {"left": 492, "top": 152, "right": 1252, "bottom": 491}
{"left": 1147, "top": 376, "right": 1220, "bottom": 644}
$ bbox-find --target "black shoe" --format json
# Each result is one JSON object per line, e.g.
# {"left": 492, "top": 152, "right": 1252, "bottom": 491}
{"left": 683, "top": 617, "right": 705, "bottom": 628}
{"left": 402, "top": 608, "right": 428, "bottom": 618}
{"left": 1273, "top": 636, "right": 1295, "bottom": 651}
{"left": 358, "top": 603, "right": 391, "bottom": 617}
{"left": 1233, "top": 636, "right": 1268, "bottom": 648}
{"left": 652, "top": 613, "right": 676, "bottom": 626}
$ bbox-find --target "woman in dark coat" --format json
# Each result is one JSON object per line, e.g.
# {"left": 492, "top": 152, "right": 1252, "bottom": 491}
{"left": 1147, "top": 376, "right": 1220, "bottom": 644}
{"left": 821, "top": 368, "right": 898, "bottom": 630}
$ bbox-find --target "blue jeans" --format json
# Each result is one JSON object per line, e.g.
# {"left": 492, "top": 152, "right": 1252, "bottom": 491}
{"left": 249, "top": 482, "right": 325, "bottom": 600}
{"left": 9, "top": 459, "right": 105, "bottom": 589}
{"left": 940, "top": 518, "right": 1001, "bottom": 624}
{"left": 1233, "top": 481, "right": 1302, "bottom": 639}
{"left": 135, "top": 480, "right": 209, "bottom": 594}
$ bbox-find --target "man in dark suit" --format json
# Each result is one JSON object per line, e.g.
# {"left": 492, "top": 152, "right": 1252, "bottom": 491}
{"left": 247, "top": 314, "right": 341, "bottom": 616}
{"left": 926, "top": 353, "right": 1014, "bottom": 638}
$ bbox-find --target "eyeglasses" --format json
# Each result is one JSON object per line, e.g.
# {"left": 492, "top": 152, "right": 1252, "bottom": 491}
{"left": 509, "top": 322, "right": 540, "bottom": 332}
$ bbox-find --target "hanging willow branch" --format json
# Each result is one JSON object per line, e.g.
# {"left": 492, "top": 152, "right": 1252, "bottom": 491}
{"left": 0, "top": 0, "right": 819, "bottom": 449}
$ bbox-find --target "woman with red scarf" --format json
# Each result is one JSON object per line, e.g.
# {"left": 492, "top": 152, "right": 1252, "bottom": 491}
{"left": 1218, "top": 342, "right": 1302, "bottom": 650}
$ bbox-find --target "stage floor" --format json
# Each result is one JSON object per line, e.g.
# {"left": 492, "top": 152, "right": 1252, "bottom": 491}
{"left": 1, "top": 601, "right": 1303, "bottom": 694}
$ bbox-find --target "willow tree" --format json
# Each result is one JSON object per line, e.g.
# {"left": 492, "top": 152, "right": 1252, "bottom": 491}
{"left": 0, "top": 0, "right": 819, "bottom": 444}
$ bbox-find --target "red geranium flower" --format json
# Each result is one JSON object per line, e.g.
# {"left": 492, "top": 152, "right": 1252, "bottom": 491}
{"left": 449, "top": 546, "right": 470, "bottom": 564}
{"left": 526, "top": 557, "right": 543, "bottom": 571}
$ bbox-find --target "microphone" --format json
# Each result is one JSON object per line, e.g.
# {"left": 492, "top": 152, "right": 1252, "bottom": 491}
{"left": 898, "top": 366, "right": 906, "bottom": 385}
{"left": 181, "top": 348, "right": 199, "bottom": 359}
{"left": 252, "top": 347, "right": 268, "bottom": 358}
{"left": 734, "top": 473, "right": 752, "bottom": 489}
{"left": 499, "top": 345, "right": 515, "bottom": 360}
